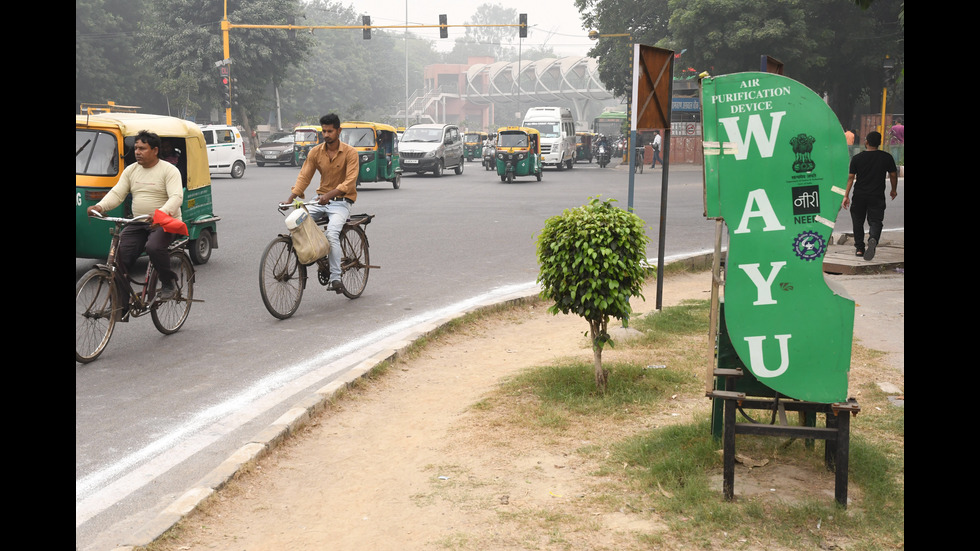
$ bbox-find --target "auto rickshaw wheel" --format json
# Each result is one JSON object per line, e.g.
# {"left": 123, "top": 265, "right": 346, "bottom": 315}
{"left": 536, "top": 170, "right": 542, "bottom": 182}
{"left": 189, "top": 228, "right": 213, "bottom": 265}
{"left": 392, "top": 173, "right": 401, "bottom": 189}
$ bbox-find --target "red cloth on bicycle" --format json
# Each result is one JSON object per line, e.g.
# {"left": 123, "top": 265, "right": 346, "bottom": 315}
{"left": 153, "top": 209, "right": 189, "bottom": 236}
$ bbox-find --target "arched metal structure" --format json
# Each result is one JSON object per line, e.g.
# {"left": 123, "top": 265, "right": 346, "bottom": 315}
{"left": 402, "top": 57, "right": 617, "bottom": 126}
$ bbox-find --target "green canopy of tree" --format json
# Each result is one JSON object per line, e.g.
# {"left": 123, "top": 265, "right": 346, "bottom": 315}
{"left": 76, "top": 0, "right": 156, "bottom": 110}
{"left": 576, "top": 0, "right": 904, "bottom": 127}
{"left": 138, "top": 0, "right": 312, "bottom": 133}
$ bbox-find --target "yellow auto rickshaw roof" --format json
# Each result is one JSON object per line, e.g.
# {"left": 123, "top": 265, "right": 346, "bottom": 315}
{"left": 75, "top": 113, "right": 211, "bottom": 190}
{"left": 76, "top": 113, "right": 206, "bottom": 139}
{"left": 497, "top": 126, "right": 540, "bottom": 137}
{"left": 342, "top": 121, "right": 398, "bottom": 133}
{"left": 294, "top": 124, "right": 322, "bottom": 131}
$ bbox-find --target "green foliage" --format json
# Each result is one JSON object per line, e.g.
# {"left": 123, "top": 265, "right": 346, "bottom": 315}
{"left": 76, "top": 0, "right": 157, "bottom": 110}
{"left": 575, "top": 0, "right": 670, "bottom": 98}
{"left": 575, "top": 0, "right": 904, "bottom": 127}
{"left": 536, "top": 196, "right": 649, "bottom": 390}
{"left": 537, "top": 196, "right": 649, "bottom": 323}
{"left": 137, "top": 0, "right": 313, "bottom": 125}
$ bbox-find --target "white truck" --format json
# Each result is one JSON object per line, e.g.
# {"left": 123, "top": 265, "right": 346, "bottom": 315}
{"left": 521, "top": 107, "right": 576, "bottom": 170}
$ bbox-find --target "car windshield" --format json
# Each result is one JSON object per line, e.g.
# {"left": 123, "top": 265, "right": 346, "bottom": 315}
{"left": 402, "top": 128, "right": 442, "bottom": 142}
{"left": 340, "top": 128, "right": 376, "bottom": 147}
{"left": 524, "top": 122, "right": 559, "bottom": 138}
{"left": 265, "top": 132, "right": 293, "bottom": 144}
{"left": 465, "top": 133, "right": 483, "bottom": 143}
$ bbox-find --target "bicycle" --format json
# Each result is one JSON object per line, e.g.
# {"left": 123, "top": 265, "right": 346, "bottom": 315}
{"left": 76, "top": 213, "right": 197, "bottom": 363}
{"left": 259, "top": 200, "right": 377, "bottom": 320}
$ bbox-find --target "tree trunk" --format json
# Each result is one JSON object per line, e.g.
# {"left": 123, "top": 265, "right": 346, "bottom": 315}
{"left": 240, "top": 110, "right": 256, "bottom": 159}
{"left": 590, "top": 318, "right": 608, "bottom": 393}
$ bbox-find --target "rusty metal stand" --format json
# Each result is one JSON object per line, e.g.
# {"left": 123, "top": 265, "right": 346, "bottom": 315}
{"left": 712, "top": 386, "right": 860, "bottom": 507}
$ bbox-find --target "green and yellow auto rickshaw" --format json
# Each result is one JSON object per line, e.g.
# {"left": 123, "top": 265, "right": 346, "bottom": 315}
{"left": 463, "top": 131, "right": 488, "bottom": 161}
{"left": 341, "top": 121, "right": 402, "bottom": 189}
{"left": 495, "top": 126, "right": 542, "bottom": 183}
{"left": 293, "top": 124, "right": 324, "bottom": 165}
{"left": 575, "top": 132, "right": 594, "bottom": 163}
{"left": 75, "top": 113, "right": 221, "bottom": 265}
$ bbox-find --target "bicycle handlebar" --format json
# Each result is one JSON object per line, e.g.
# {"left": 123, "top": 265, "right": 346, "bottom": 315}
{"left": 89, "top": 211, "right": 152, "bottom": 224}
{"left": 278, "top": 198, "right": 324, "bottom": 211}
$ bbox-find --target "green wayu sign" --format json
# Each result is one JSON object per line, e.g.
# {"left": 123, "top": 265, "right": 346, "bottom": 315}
{"left": 701, "top": 72, "right": 854, "bottom": 403}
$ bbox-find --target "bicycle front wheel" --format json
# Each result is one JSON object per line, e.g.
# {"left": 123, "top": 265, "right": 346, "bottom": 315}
{"left": 340, "top": 225, "right": 370, "bottom": 299}
{"left": 76, "top": 268, "right": 117, "bottom": 363}
{"left": 151, "top": 252, "right": 195, "bottom": 334}
{"left": 260, "top": 235, "right": 306, "bottom": 319}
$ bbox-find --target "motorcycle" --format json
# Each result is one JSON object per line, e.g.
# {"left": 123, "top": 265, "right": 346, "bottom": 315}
{"left": 596, "top": 144, "right": 610, "bottom": 168}
{"left": 483, "top": 143, "right": 496, "bottom": 170}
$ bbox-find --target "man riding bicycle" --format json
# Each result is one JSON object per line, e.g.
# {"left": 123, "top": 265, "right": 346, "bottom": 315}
{"left": 282, "top": 113, "right": 359, "bottom": 292}
{"left": 87, "top": 130, "right": 183, "bottom": 304}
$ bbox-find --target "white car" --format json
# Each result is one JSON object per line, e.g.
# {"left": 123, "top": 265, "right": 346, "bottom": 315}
{"left": 199, "top": 124, "right": 247, "bottom": 178}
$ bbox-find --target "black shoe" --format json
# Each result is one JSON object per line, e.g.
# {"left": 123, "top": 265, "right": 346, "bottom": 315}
{"left": 158, "top": 281, "right": 178, "bottom": 301}
{"left": 864, "top": 237, "right": 877, "bottom": 261}
{"left": 326, "top": 280, "right": 343, "bottom": 293}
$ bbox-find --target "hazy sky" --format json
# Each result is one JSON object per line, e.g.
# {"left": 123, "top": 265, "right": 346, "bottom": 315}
{"left": 342, "top": 0, "right": 595, "bottom": 58}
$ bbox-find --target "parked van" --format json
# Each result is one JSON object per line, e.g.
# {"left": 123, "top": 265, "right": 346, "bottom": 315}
{"left": 199, "top": 124, "right": 247, "bottom": 178}
{"left": 399, "top": 123, "right": 465, "bottom": 177}
{"left": 521, "top": 107, "right": 576, "bottom": 170}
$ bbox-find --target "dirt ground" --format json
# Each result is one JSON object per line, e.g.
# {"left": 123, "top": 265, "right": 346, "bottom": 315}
{"left": 150, "top": 271, "right": 893, "bottom": 550}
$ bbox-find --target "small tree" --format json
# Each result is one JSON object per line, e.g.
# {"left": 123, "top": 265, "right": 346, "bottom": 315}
{"left": 536, "top": 197, "right": 650, "bottom": 392}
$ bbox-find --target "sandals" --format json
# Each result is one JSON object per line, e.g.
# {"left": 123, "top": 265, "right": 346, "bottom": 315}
{"left": 855, "top": 249, "right": 864, "bottom": 257}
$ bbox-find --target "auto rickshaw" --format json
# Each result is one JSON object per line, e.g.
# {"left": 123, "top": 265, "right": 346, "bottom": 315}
{"left": 463, "top": 131, "right": 488, "bottom": 161}
{"left": 575, "top": 132, "right": 594, "bottom": 163}
{"left": 293, "top": 124, "right": 324, "bottom": 165}
{"left": 495, "top": 126, "right": 542, "bottom": 183}
{"left": 76, "top": 113, "right": 221, "bottom": 264}
{"left": 340, "top": 121, "right": 402, "bottom": 189}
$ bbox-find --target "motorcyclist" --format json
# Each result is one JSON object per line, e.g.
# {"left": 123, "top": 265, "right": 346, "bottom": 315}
{"left": 482, "top": 138, "right": 495, "bottom": 169}
{"left": 596, "top": 134, "right": 610, "bottom": 151}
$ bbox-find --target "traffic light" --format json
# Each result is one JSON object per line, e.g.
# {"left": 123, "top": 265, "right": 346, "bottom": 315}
{"left": 439, "top": 14, "right": 448, "bottom": 38}
{"left": 519, "top": 14, "right": 527, "bottom": 38}
{"left": 362, "top": 15, "right": 371, "bottom": 40}
{"left": 218, "top": 68, "right": 231, "bottom": 109}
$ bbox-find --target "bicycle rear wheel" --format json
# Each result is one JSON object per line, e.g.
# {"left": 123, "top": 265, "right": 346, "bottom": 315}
{"left": 260, "top": 235, "right": 306, "bottom": 319}
{"left": 340, "top": 225, "right": 370, "bottom": 299}
{"left": 76, "top": 268, "right": 116, "bottom": 363}
{"left": 151, "top": 252, "right": 194, "bottom": 334}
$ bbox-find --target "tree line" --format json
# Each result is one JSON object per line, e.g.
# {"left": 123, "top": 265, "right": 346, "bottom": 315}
{"left": 575, "top": 0, "right": 904, "bottom": 128}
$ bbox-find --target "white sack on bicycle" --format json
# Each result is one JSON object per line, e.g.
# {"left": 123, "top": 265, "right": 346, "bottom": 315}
{"left": 287, "top": 204, "right": 329, "bottom": 264}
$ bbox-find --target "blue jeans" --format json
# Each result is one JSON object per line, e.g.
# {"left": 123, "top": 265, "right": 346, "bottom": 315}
{"left": 305, "top": 200, "right": 350, "bottom": 282}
